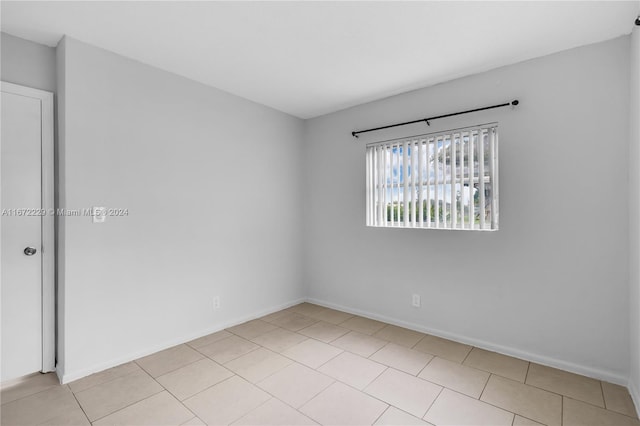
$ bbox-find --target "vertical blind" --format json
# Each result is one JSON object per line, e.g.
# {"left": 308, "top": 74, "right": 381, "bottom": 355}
{"left": 365, "top": 123, "right": 499, "bottom": 230}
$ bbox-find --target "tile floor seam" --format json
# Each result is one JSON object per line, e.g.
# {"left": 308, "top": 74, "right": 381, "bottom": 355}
{"left": 180, "top": 374, "right": 239, "bottom": 406}
{"left": 361, "top": 366, "right": 444, "bottom": 416}
{"left": 226, "top": 325, "right": 281, "bottom": 340}
{"left": 335, "top": 317, "right": 350, "bottom": 327}
{"left": 461, "top": 346, "right": 475, "bottom": 364}
{"left": 385, "top": 406, "right": 433, "bottom": 426}
{"left": 520, "top": 413, "right": 548, "bottom": 425}
{"left": 512, "top": 379, "right": 617, "bottom": 413}
{"left": 184, "top": 374, "right": 290, "bottom": 425}
{"left": 198, "top": 342, "right": 262, "bottom": 365}
{"left": 415, "top": 348, "right": 438, "bottom": 359}
{"left": 478, "top": 373, "right": 493, "bottom": 401}
{"left": 421, "top": 385, "right": 445, "bottom": 420}
{"left": 326, "top": 331, "right": 346, "bottom": 344}
{"left": 279, "top": 397, "right": 319, "bottom": 425}
{"left": 305, "top": 334, "right": 340, "bottom": 346}
{"left": 599, "top": 379, "right": 607, "bottom": 410}
{"left": 462, "top": 397, "right": 522, "bottom": 422}
{"left": 412, "top": 340, "right": 465, "bottom": 363}
{"left": 410, "top": 335, "right": 425, "bottom": 350}
{"left": 258, "top": 338, "right": 311, "bottom": 353}
{"left": 437, "top": 386, "right": 522, "bottom": 420}
{"left": 366, "top": 341, "right": 389, "bottom": 360}
{"left": 183, "top": 415, "right": 206, "bottom": 425}
{"left": 72, "top": 367, "right": 144, "bottom": 396}
{"left": 562, "top": 395, "right": 640, "bottom": 421}
{"left": 229, "top": 396, "right": 275, "bottom": 425}
{"left": 410, "top": 362, "right": 489, "bottom": 400}
{"left": 323, "top": 377, "right": 395, "bottom": 416}
{"left": 524, "top": 361, "right": 531, "bottom": 383}
{"left": 146, "top": 367, "right": 202, "bottom": 419}
{"left": 255, "top": 369, "right": 336, "bottom": 411}
{"left": 371, "top": 405, "right": 392, "bottom": 425}
{"left": 69, "top": 387, "right": 92, "bottom": 425}
{"left": 135, "top": 354, "right": 205, "bottom": 381}
{"left": 313, "top": 352, "right": 391, "bottom": 392}
{"left": 194, "top": 376, "right": 269, "bottom": 426}
{"left": 467, "top": 366, "right": 530, "bottom": 384}
{"left": 233, "top": 377, "right": 319, "bottom": 424}
{"left": 253, "top": 331, "right": 336, "bottom": 363}
{"left": 0, "top": 380, "right": 61, "bottom": 407}
{"left": 0, "top": 373, "right": 43, "bottom": 392}
{"left": 484, "top": 375, "right": 634, "bottom": 420}
{"left": 304, "top": 350, "right": 344, "bottom": 371}
{"left": 487, "top": 374, "right": 571, "bottom": 401}
{"left": 415, "top": 353, "right": 437, "bottom": 378}
{"left": 333, "top": 359, "right": 508, "bottom": 414}
{"left": 228, "top": 357, "right": 291, "bottom": 385}
{"left": 17, "top": 384, "right": 84, "bottom": 425}
{"left": 1, "top": 376, "right": 58, "bottom": 395}
{"left": 360, "top": 366, "right": 390, "bottom": 392}
{"left": 296, "top": 323, "right": 316, "bottom": 336}
{"left": 86, "top": 388, "right": 166, "bottom": 423}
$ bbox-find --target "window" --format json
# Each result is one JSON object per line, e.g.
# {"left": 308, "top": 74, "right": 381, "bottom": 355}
{"left": 365, "top": 123, "right": 499, "bottom": 230}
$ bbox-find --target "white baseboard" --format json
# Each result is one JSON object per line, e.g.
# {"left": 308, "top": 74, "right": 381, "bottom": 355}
{"left": 60, "top": 298, "right": 304, "bottom": 384}
{"left": 307, "top": 297, "right": 629, "bottom": 386}
{"left": 629, "top": 378, "right": 640, "bottom": 419}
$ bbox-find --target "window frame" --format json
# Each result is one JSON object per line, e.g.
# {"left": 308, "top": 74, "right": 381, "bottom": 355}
{"left": 365, "top": 123, "right": 499, "bottom": 231}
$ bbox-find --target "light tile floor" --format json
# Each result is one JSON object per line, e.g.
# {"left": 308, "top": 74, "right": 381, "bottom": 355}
{"left": 2, "top": 303, "right": 639, "bottom": 426}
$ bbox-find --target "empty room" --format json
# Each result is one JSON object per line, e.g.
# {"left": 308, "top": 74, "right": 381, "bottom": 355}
{"left": 1, "top": 1, "right": 640, "bottom": 425}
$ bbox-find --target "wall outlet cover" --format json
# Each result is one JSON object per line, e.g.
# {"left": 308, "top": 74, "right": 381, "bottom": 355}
{"left": 412, "top": 294, "right": 421, "bottom": 308}
{"left": 92, "top": 207, "right": 107, "bottom": 223}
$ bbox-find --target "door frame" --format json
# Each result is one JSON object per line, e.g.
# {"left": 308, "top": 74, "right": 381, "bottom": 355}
{"left": 1, "top": 81, "right": 55, "bottom": 373}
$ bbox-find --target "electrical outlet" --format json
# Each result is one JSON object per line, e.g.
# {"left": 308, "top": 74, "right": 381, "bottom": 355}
{"left": 213, "top": 296, "right": 220, "bottom": 310}
{"left": 92, "top": 206, "right": 107, "bottom": 223}
{"left": 412, "top": 294, "right": 421, "bottom": 308}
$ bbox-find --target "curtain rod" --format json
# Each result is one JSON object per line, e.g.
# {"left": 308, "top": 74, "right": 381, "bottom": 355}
{"left": 351, "top": 99, "right": 519, "bottom": 138}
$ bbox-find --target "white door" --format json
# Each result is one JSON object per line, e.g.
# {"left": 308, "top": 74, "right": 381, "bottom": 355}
{"left": 1, "top": 82, "right": 55, "bottom": 382}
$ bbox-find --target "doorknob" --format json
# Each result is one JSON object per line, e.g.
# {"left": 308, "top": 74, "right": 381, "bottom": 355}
{"left": 24, "top": 247, "right": 37, "bottom": 256}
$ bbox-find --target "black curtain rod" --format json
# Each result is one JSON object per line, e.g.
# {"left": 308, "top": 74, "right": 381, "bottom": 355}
{"left": 351, "top": 99, "right": 519, "bottom": 138}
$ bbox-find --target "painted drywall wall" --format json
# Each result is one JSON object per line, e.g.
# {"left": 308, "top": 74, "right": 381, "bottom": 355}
{"left": 56, "top": 37, "right": 304, "bottom": 381}
{"left": 629, "top": 22, "right": 640, "bottom": 413}
{"left": 1, "top": 32, "right": 56, "bottom": 93}
{"left": 303, "top": 36, "right": 631, "bottom": 383}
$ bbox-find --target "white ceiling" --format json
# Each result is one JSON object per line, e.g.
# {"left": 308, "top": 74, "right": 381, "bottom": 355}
{"left": 2, "top": 1, "right": 638, "bottom": 118}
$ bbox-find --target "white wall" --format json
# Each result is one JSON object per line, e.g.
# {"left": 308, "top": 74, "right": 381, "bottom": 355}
{"left": 629, "top": 22, "right": 640, "bottom": 412}
{"left": 1, "top": 32, "right": 56, "bottom": 93}
{"left": 56, "top": 37, "right": 305, "bottom": 382}
{"left": 303, "top": 37, "right": 631, "bottom": 383}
